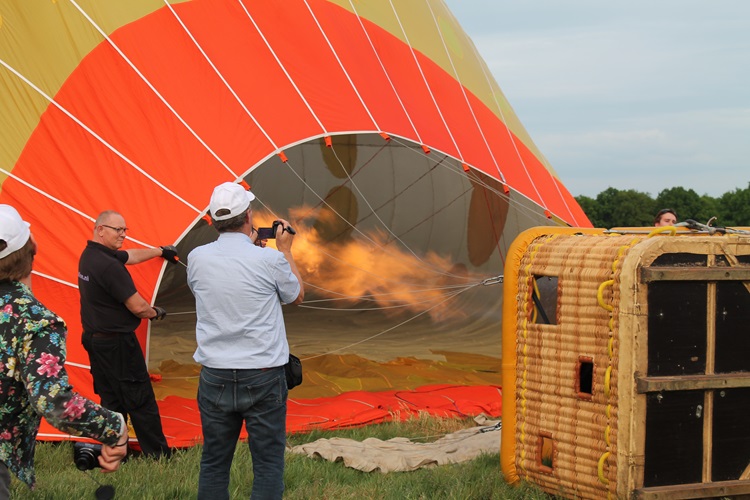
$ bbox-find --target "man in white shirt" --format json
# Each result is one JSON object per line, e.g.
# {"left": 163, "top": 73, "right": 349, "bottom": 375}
{"left": 187, "top": 182, "right": 303, "bottom": 500}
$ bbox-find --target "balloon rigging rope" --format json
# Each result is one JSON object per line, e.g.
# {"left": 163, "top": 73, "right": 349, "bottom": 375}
{"left": 281, "top": 155, "right": 473, "bottom": 282}
{"left": 274, "top": 136, "right": 532, "bottom": 285}
{"left": 456, "top": 18, "right": 578, "bottom": 226}
{"left": 302, "top": 0, "right": 380, "bottom": 130}
{"left": 0, "top": 58, "right": 201, "bottom": 214}
{"left": 345, "top": 0, "right": 570, "bottom": 228}
{"left": 159, "top": 279, "right": 483, "bottom": 316}
{"left": 163, "top": 0, "right": 277, "bottom": 150}
{"left": 235, "top": 0, "right": 327, "bottom": 135}
{"left": 423, "top": 0, "right": 504, "bottom": 181}
{"left": 347, "top": 0, "right": 422, "bottom": 142}
{"left": 387, "top": 0, "right": 463, "bottom": 160}
{"left": 290, "top": 142, "right": 476, "bottom": 275}
{"left": 327, "top": 146, "right": 471, "bottom": 281}
{"left": 69, "top": 0, "right": 240, "bottom": 181}
{"left": 387, "top": 136, "right": 559, "bottom": 227}
{"left": 301, "top": 281, "right": 479, "bottom": 303}
{"left": 250, "top": 131, "right": 537, "bottom": 292}
{"left": 79, "top": 291, "right": 484, "bottom": 374}
{"left": 292, "top": 140, "right": 392, "bottom": 225}
{"left": 318, "top": 143, "right": 535, "bottom": 261}
{"left": 299, "top": 283, "right": 479, "bottom": 360}
{"left": 298, "top": 282, "right": 485, "bottom": 312}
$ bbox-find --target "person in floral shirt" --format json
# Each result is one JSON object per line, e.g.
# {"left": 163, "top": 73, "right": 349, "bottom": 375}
{"left": 0, "top": 205, "right": 128, "bottom": 493}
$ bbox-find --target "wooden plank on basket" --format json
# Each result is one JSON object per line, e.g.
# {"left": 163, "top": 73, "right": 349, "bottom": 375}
{"left": 635, "top": 373, "right": 750, "bottom": 393}
{"left": 724, "top": 253, "right": 750, "bottom": 294}
{"left": 634, "top": 479, "right": 750, "bottom": 499}
{"left": 641, "top": 267, "right": 750, "bottom": 282}
{"left": 741, "top": 462, "right": 750, "bottom": 481}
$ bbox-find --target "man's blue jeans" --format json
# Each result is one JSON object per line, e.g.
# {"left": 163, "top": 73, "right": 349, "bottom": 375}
{"left": 197, "top": 365, "right": 287, "bottom": 500}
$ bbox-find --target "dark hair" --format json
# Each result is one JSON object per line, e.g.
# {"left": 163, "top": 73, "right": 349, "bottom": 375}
{"left": 0, "top": 237, "right": 36, "bottom": 282}
{"left": 212, "top": 209, "right": 249, "bottom": 233}
{"left": 654, "top": 208, "right": 677, "bottom": 225}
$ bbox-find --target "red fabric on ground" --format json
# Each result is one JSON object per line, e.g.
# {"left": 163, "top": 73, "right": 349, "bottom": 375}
{"left": 39, "top": 385, "right": 502, "bottom": 448}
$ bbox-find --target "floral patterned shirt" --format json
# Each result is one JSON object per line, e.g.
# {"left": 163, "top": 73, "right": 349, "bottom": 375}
{"left": 0, "top": 280, "right": 122, "bottom": 487}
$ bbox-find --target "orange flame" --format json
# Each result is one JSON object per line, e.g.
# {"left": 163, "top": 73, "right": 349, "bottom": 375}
{"left": 253, "top": 207, "right": 480, "bottom": 321}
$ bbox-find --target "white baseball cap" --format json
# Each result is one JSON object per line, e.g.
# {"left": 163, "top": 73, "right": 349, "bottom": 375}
{"left": 209, "top": 182, "right": 256, "bottom": 221}
{"left": 0, "top": 205, "right": 31, "bottom": 259}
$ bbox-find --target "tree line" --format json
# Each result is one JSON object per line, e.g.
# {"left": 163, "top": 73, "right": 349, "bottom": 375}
{"left": 574, "top": 184, "right": 750, "bottom": 229}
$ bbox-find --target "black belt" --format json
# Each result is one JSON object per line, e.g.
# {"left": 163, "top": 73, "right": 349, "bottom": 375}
{"left": 91, "top": 332, "right": 123, "bottom": 338}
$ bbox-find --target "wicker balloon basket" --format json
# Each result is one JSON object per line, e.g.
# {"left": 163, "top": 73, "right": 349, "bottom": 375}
{"left": 500, "top": 226, "right": 750, "bottom": 499}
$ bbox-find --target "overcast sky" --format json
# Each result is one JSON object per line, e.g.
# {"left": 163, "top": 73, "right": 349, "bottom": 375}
{"left": 444, "top": 1, "right": 750, "bottom": 198}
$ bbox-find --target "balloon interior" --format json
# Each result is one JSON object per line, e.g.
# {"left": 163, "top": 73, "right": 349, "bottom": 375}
{"left": 0, "top": 1, "right": 588, "bottom": 450}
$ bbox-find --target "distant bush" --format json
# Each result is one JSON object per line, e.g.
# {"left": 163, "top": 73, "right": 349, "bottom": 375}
{"left": 575, "top": 184, "right": 750, "bottom": 228}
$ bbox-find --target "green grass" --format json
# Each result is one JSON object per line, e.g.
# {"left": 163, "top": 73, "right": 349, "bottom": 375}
{"left": 11, "top": 415, "right": 550, "bottom": 499}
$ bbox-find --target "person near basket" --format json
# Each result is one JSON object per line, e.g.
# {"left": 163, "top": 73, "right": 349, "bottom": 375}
{"left": 187, "top": 182, "right": 304, "bottom": 500}
{"left": 653, "top": 208, "right": 678, "bottom": 227}
{"left": 0, "top": 205, "right": 128, "bottom": 493}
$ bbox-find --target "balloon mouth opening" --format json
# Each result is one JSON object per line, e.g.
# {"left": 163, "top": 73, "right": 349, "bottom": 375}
{"left": 148, "top": 133, "right": 528, "bottom": 398}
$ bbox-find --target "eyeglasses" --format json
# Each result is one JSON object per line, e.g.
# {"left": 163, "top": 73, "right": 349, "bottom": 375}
{"left": 100, "top": 224, "right": 129, "bottom": 235}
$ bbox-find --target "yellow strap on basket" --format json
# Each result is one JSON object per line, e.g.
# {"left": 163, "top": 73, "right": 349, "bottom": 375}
{"left": 597, "top": 279, "right": 615, "bottom": 311}
{"left": 597, "top": 451, "right": 611, "bottom": 485}
{"left": 604, "top": 365, "right": 612, "bottom": 398}
{"left": 647, "top": 226, "right": 676, "bottom": 237}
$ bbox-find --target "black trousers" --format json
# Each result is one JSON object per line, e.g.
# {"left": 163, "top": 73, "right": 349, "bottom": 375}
{"left": 82, "top": 331, "right": 170, "bottom": 458}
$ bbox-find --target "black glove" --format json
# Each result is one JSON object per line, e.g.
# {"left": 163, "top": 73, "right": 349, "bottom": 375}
{"left": 160, "top": 245, "right": 179, "bottom": 265}
{"left": 151, "top": 306, "right": 167, "bottom": 321}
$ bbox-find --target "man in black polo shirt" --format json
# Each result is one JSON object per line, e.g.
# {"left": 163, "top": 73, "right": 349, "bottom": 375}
{"left": 79, "top": 210, "right": 178, "bottom": 458}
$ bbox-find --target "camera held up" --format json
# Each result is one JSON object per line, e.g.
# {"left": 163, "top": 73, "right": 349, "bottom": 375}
{"left": 256, "top": 220, "right": 296, "bottom": 240}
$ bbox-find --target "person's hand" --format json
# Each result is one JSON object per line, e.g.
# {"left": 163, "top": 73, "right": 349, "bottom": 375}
{"left": 151, "top": 306, "right": 167, "bottom": 321}
{"left": 275, "top": 219, "right": 295, "bottom": 252}
{"left": 251, "top": 228, "right": 268, "bottom": 248}
{"left": 98, "top": 442, "right": 127, "bottom": 472}
{"left": 160, "top": 245, "right": 179, "bottom": 265}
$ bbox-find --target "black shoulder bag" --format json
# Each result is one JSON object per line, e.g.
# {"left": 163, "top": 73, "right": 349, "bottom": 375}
{"left": 285, "top": 354, "right": 303, "bottom": 390}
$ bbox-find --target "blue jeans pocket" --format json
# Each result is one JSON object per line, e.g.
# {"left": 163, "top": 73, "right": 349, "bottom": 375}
{"left": 198, "top": 372, "right": 226, "bottom": 411}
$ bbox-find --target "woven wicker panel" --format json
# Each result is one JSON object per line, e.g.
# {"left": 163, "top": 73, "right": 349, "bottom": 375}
{"left": 514, "top": 234, "right": 639, "bottom": 499}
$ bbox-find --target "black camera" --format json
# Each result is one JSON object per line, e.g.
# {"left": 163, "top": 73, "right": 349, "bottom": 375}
{"left": 73, "top": 442, "right": 102, "bottom": 471}
{"left": 256, "top": 220, "right": 296, "bottom": 240}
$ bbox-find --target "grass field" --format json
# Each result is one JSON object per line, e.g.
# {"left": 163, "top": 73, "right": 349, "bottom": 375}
{"left": 11, "top": 415, "right": 550, "bottom": 499}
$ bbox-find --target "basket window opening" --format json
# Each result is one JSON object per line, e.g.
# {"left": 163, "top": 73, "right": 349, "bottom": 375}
{"left": 531, "top": 275, "right": 559, "bottom": 325}
{"left": 537, "top": 432, "right": 555, "bottom": 474}
{"left": 577, "top": 356, "right": 594, "bottom": 399}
